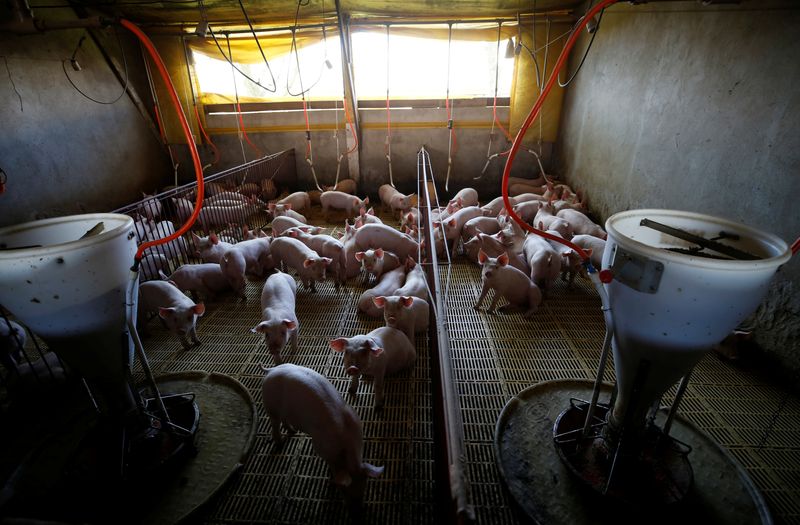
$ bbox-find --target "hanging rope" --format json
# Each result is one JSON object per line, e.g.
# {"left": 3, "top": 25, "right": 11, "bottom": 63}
{"left": 478, "top": 21, "right": 512, "bottom": 179}
{"left": 384, "top": 24, "right": 395, "bottom": 188}
{"left": 333, "top": 99, "right": 344, "bottom": 187}
{"left": 289, "top": 25, "right": 324, "bottom": 192}
{"left": 344, "top": 96, "right": 358, "bottom": 154}
{"left": 444, "top": 23, "right": 458, "bottom": 191}
{"left": 225, "top": 34, "right": 262, "bottom": 163}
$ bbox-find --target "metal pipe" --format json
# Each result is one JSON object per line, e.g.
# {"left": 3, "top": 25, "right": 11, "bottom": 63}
{"left": 662, "top": 367, "right": 694, "bottom": 437}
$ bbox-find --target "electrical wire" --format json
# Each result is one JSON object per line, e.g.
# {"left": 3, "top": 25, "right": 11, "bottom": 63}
{"left": 384, "top": 24, "right": 394, "bottom": 188}
{"left": 343, "top": 97, "right": 359, "bottom": 154}
{"left": 208, "top": 26, "right": 277, "bottom": 94}
{"left": 286, "top": 0, "right": 326, "bottom": 97}
{"left": 226, "top": 34, "right": 254, "bottom": 163}
{"left": 1, "top": 55, "right": 23, "bottom": 112}
{"left": 559, "top": 2, "right": 605, "bottom": 88}
{"left": 444, "top": 22, "right": 457, "bottom": 191}
{"left": 62, "top": 28, "right": 129, "bottom": 105}
{"left": 236, "top": 0, "right": 277, "bottom": 92}
{"left": 182, "top": 36, "right": 219, "bottom": 166}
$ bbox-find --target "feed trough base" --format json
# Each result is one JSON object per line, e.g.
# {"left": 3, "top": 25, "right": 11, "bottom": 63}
{"left": 494, "top": 380, "right": 772, "bottom": 524}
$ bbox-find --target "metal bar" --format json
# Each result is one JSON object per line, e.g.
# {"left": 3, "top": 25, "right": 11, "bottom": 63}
{"left": 418, "top": 146, "right": 474, "bottom": 523}
{"left": 639, "top": 218, "right": 759, "bottom": 261}
{"left": 662, "top": 367, "right": 694, "bottom": 437}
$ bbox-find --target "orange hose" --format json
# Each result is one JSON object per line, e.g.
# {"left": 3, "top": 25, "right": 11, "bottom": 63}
{"left": 236, "top": 101, "right": 262, "bottom": 157}
{"left": 121, "top": 19, "right": 204, "bottom": 263}
{"left": 492, "top": 94, "right": 512, "bottom": 142}
{"left": 501, "top": 0, "right": 618, "bottom": 263}
{"left": 194, "top": 105, "right": 220, "bottom": 165}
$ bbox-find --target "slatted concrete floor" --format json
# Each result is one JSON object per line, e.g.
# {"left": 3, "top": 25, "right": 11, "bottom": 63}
{"left": 133, "top": 223, "right": 800, "bottom": 524}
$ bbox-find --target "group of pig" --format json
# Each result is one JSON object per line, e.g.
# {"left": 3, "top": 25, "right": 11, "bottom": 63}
{"left": 132, "top": 177, "right": 605, "bottom": 507}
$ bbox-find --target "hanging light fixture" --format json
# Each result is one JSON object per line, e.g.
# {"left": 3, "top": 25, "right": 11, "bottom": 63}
{"left": 505, "top": 37, "right": 516, "bottom": 58}
{"left": 194, "top": 0, "right": 208, "bottom": 37}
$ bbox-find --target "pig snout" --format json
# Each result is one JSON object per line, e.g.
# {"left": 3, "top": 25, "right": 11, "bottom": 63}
{"left": 346, "top": 365, "right": 360, "bottom": 376}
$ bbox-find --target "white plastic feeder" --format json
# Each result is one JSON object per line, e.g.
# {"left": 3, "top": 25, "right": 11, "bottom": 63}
{"left": 602, "top": 209, "right": 790, "bottom": 430}
{"left": 0, "top": 213, "right": 137, "bottom": 411}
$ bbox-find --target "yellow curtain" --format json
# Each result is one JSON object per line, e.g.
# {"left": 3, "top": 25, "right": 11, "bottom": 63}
{"left": 149, "top": 35, "right": 200, "bottom": 144}
{"left": 187, "top": 28, "right": 334, "bottom": 64}
{"left": 509, "top": 20, "right": 571, "bottom": 145}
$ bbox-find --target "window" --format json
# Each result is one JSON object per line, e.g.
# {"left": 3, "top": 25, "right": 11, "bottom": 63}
{"left": 192, "top": 33, "right": 344, "bottom": 103}
{"left": 352, "top": 27, "right": 514, "bottom": 100}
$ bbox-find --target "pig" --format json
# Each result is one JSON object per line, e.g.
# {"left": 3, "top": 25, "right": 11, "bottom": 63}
{"left": 261, "top": 178, "right": 278, "bottom": 201}
{"left": 260, "top": 363, "right": 383, "bottom": 505}
{"left": 449, "top": 187, "right": 479, "bottom": 208}
{"left": 197, "top": 198, "right": 264, "bottom": 231}
{"left": 0, "top": 318, "right": 26, "bottom": 371}
{"left": 534, "top": 204, "right": 574, "bottom": 239}
{"left": 508, "top": 175, "right": 546, "bottom": 188}
{"left": 237, "top": 182, "right": 261, "bottom": 196}
{"left": 171, "top": 197, "right": 195, "bottom": 223}
{"left": 323, "top": 178, "right": 357, "bottom": 194}
{"left": 400, "top": 208, "right": 420, "bottom": 230}
{"left": 469, "top": 232, "right": 529, "bottom": 274}
{"left": 462, "top": 216, "right": 502, "bottom": 242}
{"left": 286, "top": 228, "right": 346, "bottom": 287}
{"left": 571, "top": 234, "right": 606, "bottom": 269}
{"left": 160, "top": 263, "right": 232, "bottom": 301}
{"left": 514, "top": 200, "right": 546, "bottom": 223}
{"left": 432, "top": 198, "right": 462, "bottom": 222}
{"left": 513, "top": 193, "right": 548, "bottom": 205}
{"left": 561, "top": 235, "right": 606, "bottom": 287}
{"left": 393, "top": 257, "right": 427, "bottom": 301}
{"left": 557, "top": 209, "right": 607, "bottom": 239}
{"left": 138, "top": 280, "right": 205, "bottom": 349}
{"left": 320, "top": 191, "right": 369, "bottom": 218}
{"left": 355, "top": 248, "right": 400, "bottom": 284}
{"left": 341, "top": 221, "right": 362, "bottom": 279}
{"left": 269, "top": 237, "right": 332, "bottom": 292}
{"left": 358, "top": 266, "right": 406, "bottom": 317}
{"left": 271, "top": 216, "right": 320, "bottom": 236}
{"left": 206, "top": 192, "right": 249, "bottom": 206}
{"left": 143, "top": 220, "right": 190, "bottom": 259}
{"left": 277, "top": 191, "right": 311, "bottom": 212}
{"left": 493, "top": 220, "right": 527, "bottom": 260}
{"left": 523, "top": 233, "right": 562, "bottom": 292}
{"left": 138, "top": 192, "right": 162, "bottom": 220}
{"left": 227, "top": 236, "right": 274, "bottom": 278}
{"left": 192, "top": 232, "right": 234, "bottom": 263}
{"left": 251, "top": 272, "right": 298, "bottom": 364}
{"left": 481, "top": 196, "right": 515, "bottom": 217}
{"left": 133, "top": 215, "right": 153, "bottom": 243}
{"left": 475, "top": 250, "right": 541, "bottom": 318}
{"left": 330, "top": 326, "right": 416, "bottom": 409}
{"left": 373, "top": 295, "right": 430, "bottom": 345}
{"left": 219, "top": 249, "right": 248, "bottom": 300}
{"left": 378, "top": 184, "right": 414, "bottom": 216}
{"left": 435, "top": 206, "right": 483, "bottom": 257}
{"left": 354, "top": 223, "right": 419, "bottom": 263}
{"left": 139, "top": 253, "right": 170, "bottom": 282}
{"left": 509, "top": 183, "right": 545, "bottom": 197}
{"left": 269, "top": 202, "right": 307, "bottom": 223}
{"left": 355, "top": 207, "right": 382, "bottom": 227}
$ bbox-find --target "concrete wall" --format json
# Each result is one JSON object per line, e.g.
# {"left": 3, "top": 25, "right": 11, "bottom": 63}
{"left": 555, "top": 2, "right": 800, "bottom": 374}
{"left": 0, "top": 20, "right": 171, "bottom": 227}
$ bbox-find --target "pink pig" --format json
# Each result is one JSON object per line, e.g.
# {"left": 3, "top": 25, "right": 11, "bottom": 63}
{"left": 270, "top": 237, "right": 332, "bottom": 292}
{"left": 474, "top": 250, "right": 541, "bottom": 318}
{"left": 330, "top": 326, "right": 416, "bottom": 409}
{"left": 355, "top": 248, "right": 400, "bottom": 283}
{"left": 320, "top": 190, "right": 369, "bottom": 218}
{"left": 138, "top": 280, "right": 205, "bottom": 349}
{"left": 251, "top": 272, "right": 298, "bottom": 364}
{"left": 260, "top": 363, "right": 383, "bottom": 506}
{"left": 373, "top": 295, "right": 430, "bottom": 345}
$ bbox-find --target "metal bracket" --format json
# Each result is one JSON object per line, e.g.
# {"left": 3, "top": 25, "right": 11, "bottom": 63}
{"left": 608, "top": 244, "right": 664, "bottom": 294}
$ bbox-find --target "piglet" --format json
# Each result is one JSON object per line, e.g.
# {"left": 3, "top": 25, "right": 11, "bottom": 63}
{"left": 462, "top": 216, "right": 502, "bottom": 241}
{"left": 355, "top": 248, "right": 400, "bottom": 284}
{"left": 286, "top": 228, "right": 346, "bottom": 288}
{"left": 436, "top": 206, "right": 483, "bottom": 257}
{"left": 219, "top": 249, "right": 248, "bottom": 300}
{"left": 373, "top": 295, "right": 430, "bottom": 345}
{"left": 320, "top": 190, "right": 369, "bottom": 219}
{"left": 161, "top": 263, "right": 232, "bottom": 301}
{"left": 138, "top": 192, "right": 162, "bottom": 220}
{"left": 354, "top": 223, "right": 419, "bottom": 262}
{"left": 323, "top": 178, "right": 357, "bottom": 194}
{"left": 355, "top": 207, "right": 382, "bottom": 227}
{"left": 261, "top": 363, "right": 383, "bottom": 505}
{"left": 522, "top": 233, "right": 562, "bottom": 292}
{"left": 475, "top": 250, "right": 541, "bottom": 318}
{"left": 251, "top": 272, "right": 298, "bottom": 365}
{"left": 449, "top": 187, "right": 479, "bottom": 208}
{"left": 330, "top": 326, "right": 416, "bottom": 409}
{"left": 557, "top": 209, "right": 606, "bottom": 239}
{"left": 393, "top": 257, "right": 427, "bottom": 302}
{"left": 277, "top": 191, "right": 311, "bottom": 212}
{"left": 138, "top": 280, "right": 205, "bottom": 349}
{"left": 139, "top": 253, "right": 170, "bottom": 282}
{"left": 358, "top": 266, "right": 406, "bottom": 317}
{"left": 192, "top": 232, "right": 234, "bottom": 263}
{"left": 378, "top": 184, "right": 414, "bottom": 216}
{"left": 271, "top": 216, "right": 320, "bottom": 236}
{"left": 270, "top": 237, "right": 332, "bottom": 292}
{"left": 269, "top": 202, "right": 307, "bottom": 223}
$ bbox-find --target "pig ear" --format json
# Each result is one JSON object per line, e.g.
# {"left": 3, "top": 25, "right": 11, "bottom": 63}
{"left": 354, "top": 251, "right": 365, "bottom": 262}
{"left": 193, "top": 303, "right": 206, "bottom": 316}
{"left": 375, "top": 248, "right": 384, "bottom": 258}
{"left": 364, "top": 197, "right": 370, "bottom": 205}
{"left": 158, "top": 307, "right": 176, "bottom": 319}
{"left": 303, "top": 258, "right": 313, "bottom": 268}
{"left": 497, "top": 253, "right": 509, "bottom": 266}
{"left": 447, "top": 218, "right": 456, "bottom": 228}
{"left": 210, "top": 232, "right": 219, "bottom": 244}
{"left": 322, "top": 257, "right": 333, "bottom": 266}
{"left": 585, "top": 248, "right": 593, "bottom": 257}
{"left": 354, "top": 218, "right": 363, "bottom": 228}
{"left": 288, "top": 229, "right": 298, "bottom": 238}
{"left": 268, "top": 202, "right": 276, "bottom": 211}
{"left": 478, "top": 250, "right": 488, "bottom": 264}
{"left": 401, "top": 296, "right": 414, "bottom": 308}
{"left": 372, "top": 296, "right": 387, "bottom": 308}
{"left": 405, "top": 256, "right": 415, "bottom": 270}
{"left": 362, "top": 463, "right": 384, "bottom": 478}
{"left": 284, "top": 203, "right": 292, "bottom": 210}
{"left": 368, "top": 207, "right": 375, "bottom": 215}
{"left": 251, "top": 321, "right": 268, "bottom": 334}
{"left": 282, "top": 319, "right": 297, "bottom": 330}
{"left": 359, "top": 206, "right": 366, "bottom": 216}
{"left": 369, "top": 343, "right": 385, "bottom": 357}
{"left": 258, "top": 229, "right": 268, "bottom": 238}
{"left": 329, "top": 338, "right": 348, "bottom": 353}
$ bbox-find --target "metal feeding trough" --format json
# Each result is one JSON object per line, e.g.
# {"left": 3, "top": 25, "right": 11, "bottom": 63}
{"left": 496, "top": 209, "right": 789, "bottom": 523}
{"left": 0, "top": 214, "right": 249, "bottom": 521}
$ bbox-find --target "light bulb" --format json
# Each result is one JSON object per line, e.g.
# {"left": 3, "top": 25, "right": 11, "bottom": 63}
{"left": 504, "top": 37, "right": 516, "bottom": 59}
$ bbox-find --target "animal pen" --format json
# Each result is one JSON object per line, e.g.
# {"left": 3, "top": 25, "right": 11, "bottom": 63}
{"left": 1, "top": 147, "right": 798, "bottom": 524}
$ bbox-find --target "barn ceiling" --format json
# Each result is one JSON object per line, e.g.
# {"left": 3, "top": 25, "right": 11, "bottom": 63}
{"left": 50, "top": 0, "right": 583, "bottom": 28}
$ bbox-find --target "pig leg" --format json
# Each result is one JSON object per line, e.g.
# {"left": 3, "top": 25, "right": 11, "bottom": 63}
{"left": 524, "top": 287, "right": 541, "bottom": 318}
{"left": 474, "top": 282, "right": 490, "bottom": 311}
{"left": 487, "top": 290, "right": 503, "bottom": 314}
{"left": 268, "top": 412, "right": 284, "bottom": 446}
{"left": 179, "top": 333, "right": 192, "bottom": 350}
{"left": 189, "top": 324, "right": 201, "bottom": 346}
